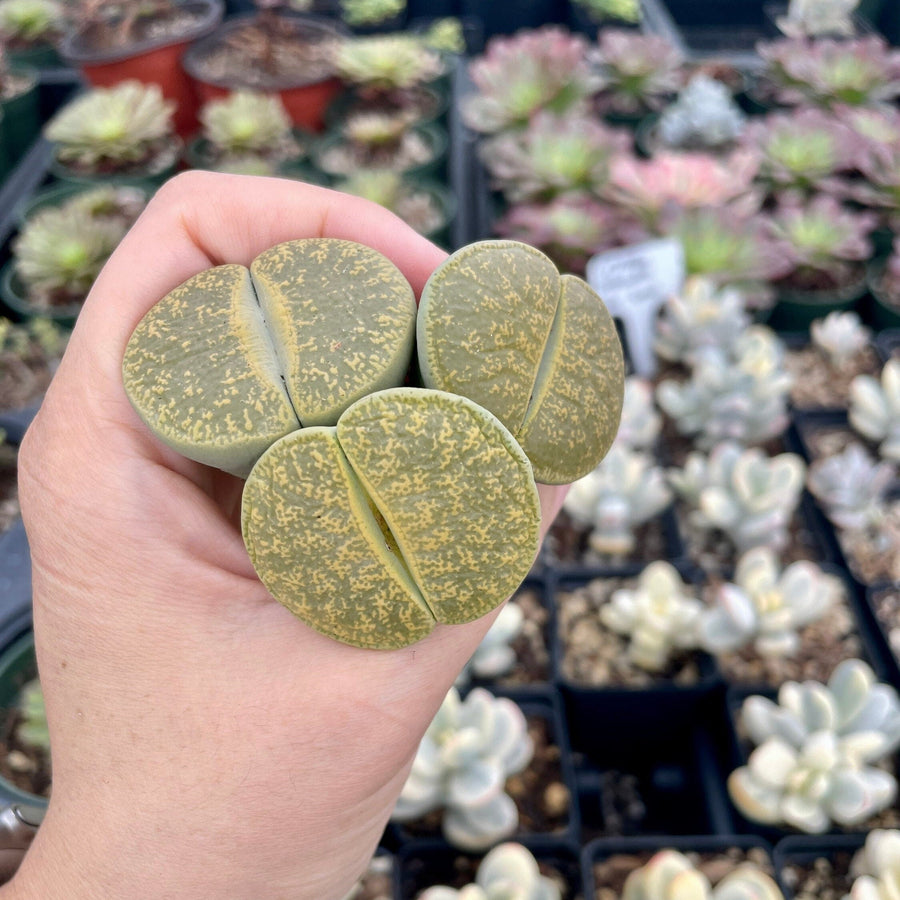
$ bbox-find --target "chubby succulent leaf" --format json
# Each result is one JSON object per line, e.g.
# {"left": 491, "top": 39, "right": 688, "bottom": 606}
{"left": 418, "top": 240, "right": 624, "bottom": 484}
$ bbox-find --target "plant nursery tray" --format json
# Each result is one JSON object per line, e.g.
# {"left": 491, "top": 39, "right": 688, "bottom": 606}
{"left": 772, "top": 833, "right": 866, "bottom": 900}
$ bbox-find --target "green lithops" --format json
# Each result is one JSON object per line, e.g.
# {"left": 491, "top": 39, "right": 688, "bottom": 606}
{"left": 241, "top": 388, "right": 540, "bottom": 648}
{"left": 417, "top": 240, "right": 624, "bottom": 484}
{"left": 122, "top": 238, "right": 416, "bottom": 477}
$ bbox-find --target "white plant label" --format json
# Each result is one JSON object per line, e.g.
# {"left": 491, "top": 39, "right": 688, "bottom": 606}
{"left": 586, "top": 238, "right": 685, "bottom": 377}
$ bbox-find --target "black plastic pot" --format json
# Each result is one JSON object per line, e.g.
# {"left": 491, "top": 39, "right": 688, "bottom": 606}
{"left": 767, "top": 275, "right": 870, "bottom": 333}
{"left": 0, "top": 261, "right": 82, "bottom": 329}
{"left": 773, "top": 834, "right": 865, "bottom": 899}
{"left": 867, "top": 259, "right": 900, "bottom": 331}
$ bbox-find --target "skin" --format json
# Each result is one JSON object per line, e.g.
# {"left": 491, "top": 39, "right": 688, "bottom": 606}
{"left": 4, "top": 172, "right": 568, "bottom": 900}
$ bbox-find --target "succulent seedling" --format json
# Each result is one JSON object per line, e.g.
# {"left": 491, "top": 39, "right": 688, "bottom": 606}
{"left": 417, "top": 240, "right": 624, "bottom": 484}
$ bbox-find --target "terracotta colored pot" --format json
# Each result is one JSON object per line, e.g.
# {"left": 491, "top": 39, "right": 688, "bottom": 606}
{"left": 59, "top": 0, "right": 224, "bottom": 138}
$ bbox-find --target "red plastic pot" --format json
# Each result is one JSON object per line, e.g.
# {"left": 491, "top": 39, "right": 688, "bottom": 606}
{"left": 59, "top": 0, "right": 224, "bottom": 138}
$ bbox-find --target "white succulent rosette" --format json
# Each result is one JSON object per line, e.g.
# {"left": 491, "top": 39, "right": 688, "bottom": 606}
{"left": 845, "top": 829, "right": 900, "bottom": 900}
{"left": 456, "top": 603, "right": 525, "bottom": 687}
{"left": 850, "top": 360, "right": 900, "bottom": 464}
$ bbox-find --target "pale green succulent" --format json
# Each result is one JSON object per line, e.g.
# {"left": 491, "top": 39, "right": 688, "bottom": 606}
{"left": 0, "top": 0, "right": 62, "bottom": 42}
{"left": 339, "top": 0, "right": 404, "bottom": 26}
{"left": 13, "top": 205, "right": 129, "bottom": 308}
{"left": 849, "top": 359, "right": 900, "bottom": 463}
{"left": 811, "top": 311, "right": 871, "bottom": 369}
{"left": 342, "top": 110, "right": 409, "bottom": 148}
{"left": 334, "top": 34, "right": 444, "bottom": 90}
{"left": 657, "top": 74, "right": 746, "bottom": 151}
{"left": 419, "top": 842, "right": 560, "bottom": 900}
{"left": 15, "top": 678, "right": 48, "bottom": 753}
{"left": 776, "top": 0, "right": 858, "bottom": 37}
{"left": 656, "top": 326, "right": 792, "bottom": 449}
{"left": 653, "top": 277, "right": 751, "bottom": 366}
{"left": 44, "top": 80, "right": 177, "bottom": 170}
{"left": 392, "top": 687, "right": 534, "bottom": 851}
{"left": 600, "top": 561, "right": 703, "bottom": 673}
{"left": 419, "top": 17, "right": 464, "bottom": 55}
{"left": 573, "top": 0, "right": 641, "bottom": 23}
{"left": 563, "top": 444, "right": 673, "bottom": 557}
{"left": 199, "top": 90, "right": 295, "bottom": 156}
{"left": 844, "top": 829, "right": 900, "bottom": 900}
{"left": 697, "top": 546, "right": 842, "bottom": 657}
{"left": 455, "top": 602, "right": 524, "bottom": 687}
{"left": 668, "top": 443, "right": 807, "bottom": 554}
{"left": 622, "top": 849, "right": 784, "bottom": 900}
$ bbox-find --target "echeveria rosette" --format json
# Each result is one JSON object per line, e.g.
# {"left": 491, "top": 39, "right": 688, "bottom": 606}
{"left": 849, "top": 359, "right": 900, "bottom": 464}
{"left": 591, "top": 29, "right": 684, "bottom": 116}
{"left": 478, "top": 111, "right": 630, "bottom": 203}
{"left": 767, "top": 194, "right": 877, "bottom": 291}
{"left": 417, "top": 240, "right": 625, "bottom": 484}
{"left": 198, "top": 90, "right": 298, "bottom": 159}
{"left": 847, "top": 143, "right": 900, "bottom": 232}
{"left": 775, "top": 0, "right": 856, "bottom": 38}
{"left": 756, "top": 37, "right": 900, "bottom": 109}
{"left": 333, "top": 34, "right": 446, "bottom": 92}
{"left": 740, "top": 108, "right": 863, "bottom": 198}
{"left": 0, "top": 0, "right": 63, "bottom": 44}
{"left": 462, "top": 27, "right": 598, "bottom": 134}
{"left": 844, "top": 830, "right": 900, "bottom": 900}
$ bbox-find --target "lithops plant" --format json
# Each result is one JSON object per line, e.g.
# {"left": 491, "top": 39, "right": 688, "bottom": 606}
{"left": 621, "top": 849, "right": 785, "bottom": 900}
{"left": 417, "top": 240, "right": 624, "bottom": 485}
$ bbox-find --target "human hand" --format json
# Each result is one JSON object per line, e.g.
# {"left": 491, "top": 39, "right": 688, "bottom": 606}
{"left": 7, "top": 172, "right": 568, "bottom": 900}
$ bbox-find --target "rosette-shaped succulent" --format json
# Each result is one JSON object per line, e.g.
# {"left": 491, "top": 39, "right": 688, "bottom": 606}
{"left": 807, "top": 443, "right": 897, "bottom": 534}
{"left": 656, "top": 74, "right": 746, "bottom": 152}
{"left": 334, "top": 34, "right": 445, "bottom": 91}
{"left": 0, "top": 0, "right": 62, "bottom": 43}
{"left": 591, "top": 29, "right": 683, "bottom": 116}
{"left": 656, "top": 326, "right": 793, "bottom": 449}
{"left": 621, "top": 849, "right": 784, "bottom": 900}
{"left": 768, "top": 194, "right": 876, "bottom": 291}
{"left": 668, "top": 443, "right": 806, "bottom": 554}
{"left": 339, "top": 0, "right": 404, "bottom": 26}
{"left": 392, "top": 688, "right": 534, "bottom": 851}
{"left": 44, "top": 80, "right": 177, "bottom": 171}
{"left": 654, "top": 277, "right": 751, "bottom": 366}
{"left": 600, "top": 561, "right": 703, "bottom": 673}
{"left": 757, "top": 37, "right": 900, "bottom": 108}
{"left": 563, "top": 444, "right": 673, "bottom": 556}
{"left": 740, "top": 108, "right": 862, "bottom": 196}
{"left": 456, "top": 602, "right": 524, "bottom": 687}
{"left": 837, "top": 104, "right": 900, "bottom": 163}
{"left": 741, "top": 659, "right": 900, "bottom": 761}
{"left": 697, "top": 547, "right": 840, "bottom": 657}
{"left": 479, "top": 111, "right": 629, "bottom": 203}
{"left": 811, "top": 311, "right": 871, "bottom": 369}
{"left": 419, "top": 842, "right": 561, "bottom": 900}
{"left": 852, "top": 144, "right": 900, "bottom": 232}
{"left": 728, "top": 729, "right": 897, "bottom": 833}
{"left": 463, "top": 27, "right": 597, "bottom": 134}
{"left": 849, "top": 359, "right": 900, "bottom": 463}
{"left": 775, "top": 0, "right": 857, "bottom": 37}
{"left": 844, "top": 829, "right": 900, "bottom": 900}
{"left": 615, "top": 376, "right": 662, "bottom": 451}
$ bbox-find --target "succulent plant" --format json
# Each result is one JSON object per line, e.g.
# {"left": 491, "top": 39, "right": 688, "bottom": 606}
{"left": 456, "top": 602, "right": 524, "bottom": 687}
{"left": 614, "top": 376, "right": 662, "bottom": 451}
{"left": 740, "top": 108, "right": 861, "bottom": 197}
{"left": 756, "top": 37, "right": 900, "bottom": 108}
{"left": 849, "top": 359, "right": 900, "bottom": 463}
{"left": 599, "top": 561, "right": 703, "bottom": 673}
{"left": 668, "top": 443, "right": 807, "bottom": 554}
{"left": 621, "top": 849, "right": 785, "bottom": 900}
{"left": 43, "top": 80, "right": 178, "bottom": 172}
{"left": 124, "top": 239, "right": 624, "bottom": 648}
{"left": 478, "top": 111, "right": 630, "bottom": 203}
{"left": 333, "top": 34, "right": 445, "bottom": 92}
{"left": 767, "top": 194, "right": 876, "bottom": 291}
{"left": 419, "top": 842, "right": 561, "bottom": 900}
{"left": 810, "top": 311, "right": 872, "bottom": 369}
{"left": 844, "top": 829, "right": 900, "bottom": 900}
{"left": 15, "top": 678, "right": 48, "bottom": 753}
{"left": 775, "top": 0, "right": 859, "bottom": 38}
{"left": 741, "top": 659, "right": 900, "bottom": 761}
{"left": 573, "top": 0, "right": 641, "bottom": 23}
{"left": 12, "top": 204, "right": 130, "bottom": 309}
{"left": 463, "top": 27, "right": 597, "bottom": 135}
{"left": 591, "top": 29, "right": 684, "bottom": 116}
{"left": 653, "top": 277, "right": 751, "bottom": 366}
{"left": 656, "top": 326, "right": 793, "bottom": 449}
{"left": 728, "top": 728, "right": 897, "bottom": 833}
{"left": 339, "top": 0, "right": 405, "bottom": 27}
{"left": 492, "top": 193, "right": 620, "bottom": 276}
{"left": 807, "top": 442, "right": 897, "bottom": 534}
{"left": 392, "top": 687, "right": 534, "bottom": 851}
{"left": 419, "top": 17, "right": 465, "bottom": 55}
{"left": 697, "top": 547, "right": 840, "bottom": 658}
{"left": 562, "top": 444, "right": 673, "bottom": 557}
{"left": 0, "top": 0, "right": 62, "bottom": 43}
{"left": 850, "top": 143, "right": 900, "bottom": 232}
{"left": 656, "top": 74, "right": 746, "bottom": 151}
{"left": 835, "top": 104, "right": 900, "bottom": 163}
{"left": 604, "top": 151, "right": 762, "bottom": 235}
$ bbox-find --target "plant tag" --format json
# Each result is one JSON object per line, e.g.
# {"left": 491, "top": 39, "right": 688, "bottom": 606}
{"left": 585, "top": 238, "right": 684, "bottom": 378}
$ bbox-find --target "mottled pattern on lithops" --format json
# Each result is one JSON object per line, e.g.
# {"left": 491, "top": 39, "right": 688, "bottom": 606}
{"left": 241, "top": 426, "right": 435, "bottom": 649}
{"left": 417, "top": 240, "right": 624, "bottom": 485}
{"left": 242, "top": 388, "right": 541, "bottom": 648}
{"left": 338, "top": 389, "right": 541, "bottom": 626}
{"left": 122, "top": 264, "right": 299, "bottom": 477}
{"left": 250, "top": 239, "right": 417, "bottom": 426}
